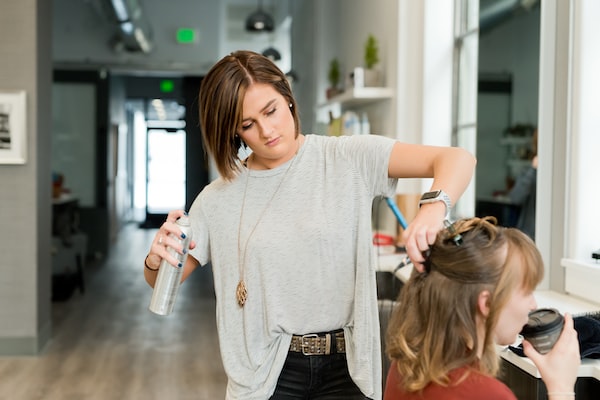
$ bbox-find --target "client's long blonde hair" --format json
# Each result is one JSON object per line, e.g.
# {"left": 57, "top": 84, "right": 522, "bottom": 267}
{"left": 385, "top": 217, "right": 544, "bottom": 392}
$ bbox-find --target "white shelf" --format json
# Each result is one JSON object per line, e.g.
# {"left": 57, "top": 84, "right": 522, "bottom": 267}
{"left": 317, "top": 87, "right": 393, "bottom": 108}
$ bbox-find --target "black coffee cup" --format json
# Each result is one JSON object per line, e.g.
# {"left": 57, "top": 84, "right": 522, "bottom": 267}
{"left": 520, "top": 308, "right": 564, "bottom": 354}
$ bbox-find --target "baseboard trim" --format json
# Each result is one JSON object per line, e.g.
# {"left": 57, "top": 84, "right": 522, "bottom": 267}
{"left": 0, "top": 320, "right": 52, "bottom": 356}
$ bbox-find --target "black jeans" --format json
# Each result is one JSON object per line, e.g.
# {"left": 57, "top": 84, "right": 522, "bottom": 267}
{"left": 269, "top": 351, "right": 370, "bottom": 400}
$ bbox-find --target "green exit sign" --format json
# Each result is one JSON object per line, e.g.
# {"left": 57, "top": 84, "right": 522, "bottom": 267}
{"left": 176, "top": 28, "right": 197, "bottom": 44}
{"left": 160, "top": 80, "right": 174, "bottom": 93}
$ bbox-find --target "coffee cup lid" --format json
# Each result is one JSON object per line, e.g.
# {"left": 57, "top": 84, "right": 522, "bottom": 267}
{"left": 520, "top": 308, "right": 564, "bottom": 335}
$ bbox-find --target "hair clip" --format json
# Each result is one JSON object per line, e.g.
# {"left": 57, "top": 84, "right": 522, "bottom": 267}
{"left": 422, "top": 249, "right": 432, "bottom": 273}
{"left": 444, "top": 219, "right": 463, "bottom": 246}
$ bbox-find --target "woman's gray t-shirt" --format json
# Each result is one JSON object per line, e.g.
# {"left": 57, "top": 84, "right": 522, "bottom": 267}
{"left": 189, "top": 134, "right": 398, "bottom": 399}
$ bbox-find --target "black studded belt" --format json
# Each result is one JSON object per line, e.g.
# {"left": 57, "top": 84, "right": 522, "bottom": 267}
{"left": 289, "top": 330, "right": 345, "bottom": 355}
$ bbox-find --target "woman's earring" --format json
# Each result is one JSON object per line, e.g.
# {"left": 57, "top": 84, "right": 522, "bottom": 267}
{"left": 234, "top": 134, "right": 244, "bottom": 149}
{"left": 289, "top": 103, "right": 293, "bottom": 108}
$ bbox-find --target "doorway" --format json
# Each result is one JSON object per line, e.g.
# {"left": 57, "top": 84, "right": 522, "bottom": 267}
{"left": 130, "top": 97, "right": 188, "bottom": 228}
{"left": 146, "top": 127, "right": 187, "bottom": 217}
{"left": 125, "top": 76, "right": 209, "bottom": 228}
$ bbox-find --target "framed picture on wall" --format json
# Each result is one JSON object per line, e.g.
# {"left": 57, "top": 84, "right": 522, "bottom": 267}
{"left": 0, "top": 90, "right": 27, "bottom": 164}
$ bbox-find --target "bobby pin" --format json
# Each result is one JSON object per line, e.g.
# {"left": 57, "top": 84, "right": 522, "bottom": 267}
{"left": 444, "top": 219, "right": 463, "bottom": 246}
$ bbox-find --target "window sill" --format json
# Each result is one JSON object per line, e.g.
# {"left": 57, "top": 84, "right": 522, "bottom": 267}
{"left": 561, "top": 258, "right": 600, "bottom": 305}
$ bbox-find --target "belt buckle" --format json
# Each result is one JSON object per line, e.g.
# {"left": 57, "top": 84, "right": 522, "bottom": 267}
{"left": 300, "top": 334, "right": 320, "bottom": 356}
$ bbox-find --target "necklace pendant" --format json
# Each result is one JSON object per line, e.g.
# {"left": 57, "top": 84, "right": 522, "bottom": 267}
{"left": 236, "top": 280, "right": 248, "bottom": 307}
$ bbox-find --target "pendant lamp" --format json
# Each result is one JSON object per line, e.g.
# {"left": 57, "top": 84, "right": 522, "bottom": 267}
{"left": 285, "top": 70, "right": 299, "bottom": 84}
{"left": 262, "top": 47, "right": 281, "bottom": 61}
{"left": 245, "top": 0, "right": 274, "bottom": 32}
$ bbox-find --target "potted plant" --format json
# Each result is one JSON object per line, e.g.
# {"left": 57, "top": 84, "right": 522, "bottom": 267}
{"left": 364, "top": 34, "right": 379, "bottom": 69}
{"left": 326, "top": 58, "right": 342, "bottom": 99}
{"left": 363, "top": 34, "right": 382, "bottom": 86}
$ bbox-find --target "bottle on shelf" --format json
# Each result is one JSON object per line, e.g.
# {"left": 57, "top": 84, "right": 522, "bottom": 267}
{"left": 342, "top": 111, "right": 360, "bottom": 135}
{"left": 361, "top": 112, "right": 370, "bottom": 135}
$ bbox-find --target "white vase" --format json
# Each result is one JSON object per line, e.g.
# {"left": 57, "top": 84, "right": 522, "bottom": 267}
{"left": 351, "top": 67, "right": 382, "bottom": 88}
{"left": 364, "top": 68, "right": 382, "bottom": 87}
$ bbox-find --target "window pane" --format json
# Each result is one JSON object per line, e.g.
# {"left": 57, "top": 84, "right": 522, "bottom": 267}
{"left": 457, "top": 33, "right": 479, "bottom": 126}
{"left": 455, "top": 125, "right": 476, "bottom": 218}
{"left": 452, "top": 0, "right": 479, "bottom": 219}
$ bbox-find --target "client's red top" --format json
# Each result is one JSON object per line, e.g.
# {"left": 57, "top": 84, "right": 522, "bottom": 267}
{"left": 384, "top": 361, "right": 517, "bottom": 400}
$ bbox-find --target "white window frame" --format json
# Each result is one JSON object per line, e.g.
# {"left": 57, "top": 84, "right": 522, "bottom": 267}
{"left": 541, "top": 0, "right": 600, "bottom": 303}
{"left": 451, "top": 0, "right": 479, "bottom": 218}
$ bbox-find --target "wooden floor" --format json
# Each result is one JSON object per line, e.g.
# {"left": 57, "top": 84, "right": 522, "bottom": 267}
{"left": 0, "top": 223, "right": 227, "bottom": 400}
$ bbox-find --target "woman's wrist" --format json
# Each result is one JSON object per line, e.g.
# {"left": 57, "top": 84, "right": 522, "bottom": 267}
{"left": 546, "top": 388, "right": 575, "bottom": 399}
{"left": 547, "top": 392, "right": 575, "bottom": 399}
{"left": 144, "top": 255, "right": 159, "bottom": 272}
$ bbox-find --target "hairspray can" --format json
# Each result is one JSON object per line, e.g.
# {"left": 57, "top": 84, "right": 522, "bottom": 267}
{"left": 149, "top": 215, "right": 193, "bottom": 316}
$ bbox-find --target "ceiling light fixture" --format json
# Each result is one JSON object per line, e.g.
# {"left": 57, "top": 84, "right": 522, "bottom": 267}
{"left": 245, "top": 0, "right": 274, "bottom": 33}
{"left": 262, "top": 46, "right": 281, "bottom": 61}
{"left": 285, "top": 70, "right": 299, "bottom": 84}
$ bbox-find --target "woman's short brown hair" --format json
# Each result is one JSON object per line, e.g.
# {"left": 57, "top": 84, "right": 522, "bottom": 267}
{"left": 198, "top": 50, "right": 300, "bottom": 180}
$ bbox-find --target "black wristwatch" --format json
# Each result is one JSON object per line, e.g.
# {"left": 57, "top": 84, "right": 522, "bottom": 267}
{"left": 419, "top": 190, "right": 452, "bottom": 221}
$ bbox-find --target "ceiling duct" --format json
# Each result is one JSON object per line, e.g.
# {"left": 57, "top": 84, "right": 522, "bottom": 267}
{"left": 108, "top": 0, "right": 153, "bottom": 53}
{"left": 479, "top": 0, "right": 539, "bottom": 34}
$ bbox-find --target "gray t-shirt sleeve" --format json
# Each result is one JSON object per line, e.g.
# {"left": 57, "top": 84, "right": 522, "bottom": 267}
{"left": 333, "top": 134, "right": 398, "bottom": 197}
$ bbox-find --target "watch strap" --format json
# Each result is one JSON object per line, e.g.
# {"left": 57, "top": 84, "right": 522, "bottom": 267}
{"left": 419, "top": 190, "right": 452, "bottom": 220}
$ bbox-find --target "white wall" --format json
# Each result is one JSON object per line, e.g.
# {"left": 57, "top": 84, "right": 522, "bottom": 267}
{"left": 418, "top": 1, "right": 455, "bottom": 196}
{"left": 0, "top": 0, "right": 53, "bottom": 355}
{"left": 312, "top": 0, "right": 399, "bottom": 141}
{"left": 311, "top": 0, "right": 454, "bottom": 154}
{"left": 310, "top": 0, "right": 457, "bottom": 230}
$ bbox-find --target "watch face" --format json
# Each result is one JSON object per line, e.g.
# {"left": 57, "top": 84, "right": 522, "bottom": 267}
{"left": 421, "top": 190, "right": 442, "bottom": 200}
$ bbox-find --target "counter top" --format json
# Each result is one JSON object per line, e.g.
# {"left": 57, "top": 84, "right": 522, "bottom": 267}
{"left": 500, "top": 346, "right": 600, "bottom": 380}
{"left": 533, "top": 289, "right": 600, "bottom": 314}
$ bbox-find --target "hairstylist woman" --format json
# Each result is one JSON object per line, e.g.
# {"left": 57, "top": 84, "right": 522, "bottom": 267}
{"left": 144, "top": 50, "right": 476, "bottom": 400}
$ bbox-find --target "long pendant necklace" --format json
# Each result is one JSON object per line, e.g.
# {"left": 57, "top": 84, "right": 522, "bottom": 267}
{"left": 236, "top": 141, "right": 300, "bottom": 307}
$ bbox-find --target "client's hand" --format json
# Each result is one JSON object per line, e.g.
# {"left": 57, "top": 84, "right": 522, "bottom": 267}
{"left": 523, "top": 313, "right": 579, "bottom": 395}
